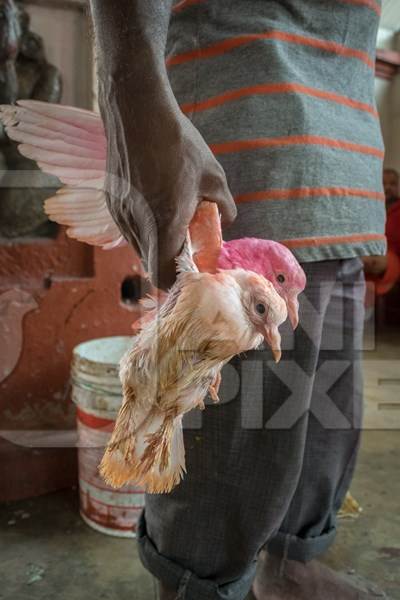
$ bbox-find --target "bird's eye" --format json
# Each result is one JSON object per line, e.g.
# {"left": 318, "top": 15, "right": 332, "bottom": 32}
{"left": 277, "top": 274, "right": 285, "bottom": 284}
{"left": 256, "top": 303, "right": 266, "bottom": 314}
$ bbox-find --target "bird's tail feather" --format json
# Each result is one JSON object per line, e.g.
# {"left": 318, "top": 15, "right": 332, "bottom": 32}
{"left": 99, "top": 384, "right": 186, "bottom": 493}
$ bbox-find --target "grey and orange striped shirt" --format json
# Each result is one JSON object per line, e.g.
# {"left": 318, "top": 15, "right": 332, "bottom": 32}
{"left": 166, "top": 0, "right": 386, "bottom": 262}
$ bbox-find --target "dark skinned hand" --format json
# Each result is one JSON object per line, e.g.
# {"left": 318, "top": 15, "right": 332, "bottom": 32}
{"left": 90, "top": 1, "right": 236, "bottom": 289}
{"left": 103, "top": 94, "right": 236, "bottom": 290}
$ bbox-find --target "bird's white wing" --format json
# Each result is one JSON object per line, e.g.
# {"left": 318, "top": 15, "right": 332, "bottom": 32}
{"left": 175, "top": 234, "right": 199, "bottom": 274}
{"left": 0, "top": 100, "right": 125, "bottom": 249}
{"left": 132, "top": 238, "right": 197, "bottom": 333}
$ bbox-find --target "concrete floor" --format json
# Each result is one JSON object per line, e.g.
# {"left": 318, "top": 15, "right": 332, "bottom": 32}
{"left": 1, "top": 330, "right": 399, "bottom": 600}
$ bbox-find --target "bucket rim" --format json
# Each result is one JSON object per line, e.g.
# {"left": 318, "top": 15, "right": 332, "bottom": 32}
{"left": 73, "top": 336, "right": 132, "bottom": 367}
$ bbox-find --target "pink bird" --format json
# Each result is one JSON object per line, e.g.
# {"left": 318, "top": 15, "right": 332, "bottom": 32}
{"left": 0, "top": 100, "right": 305, "bottom": 493}
{"left": 188, "top": 202, "right": 306, "bottom": 328}
{"left": 219, "top": 240, "right": 305, "bottom": 328}
{"left": 0, "top": 100, "right": 306, "bottom": 326}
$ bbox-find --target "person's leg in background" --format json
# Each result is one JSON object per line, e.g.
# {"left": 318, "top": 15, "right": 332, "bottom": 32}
{"left": 253, "top": 258, "right": 385, "bottom": 599}
{"left": 138, "top": 260, "right": 374, "bottom": 600}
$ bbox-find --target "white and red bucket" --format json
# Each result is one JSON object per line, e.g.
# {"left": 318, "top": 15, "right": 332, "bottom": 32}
{"left": 71, "top": 336, "right": 144, "bottom": 538}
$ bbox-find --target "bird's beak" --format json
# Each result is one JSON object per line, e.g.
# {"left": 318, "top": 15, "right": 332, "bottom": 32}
{"left": 287, "top": 295, "right": 299, "bottom": 329}
{"left": 263, "top": 324, "right": 282, "bottom": 363}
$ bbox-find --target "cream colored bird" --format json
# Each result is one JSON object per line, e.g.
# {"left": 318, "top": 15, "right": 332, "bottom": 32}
{"left": 100, "top": 240, "right": 287, "bottom": 493}
{"left": 0, "top": 100, "right": 289, "bottom": 494}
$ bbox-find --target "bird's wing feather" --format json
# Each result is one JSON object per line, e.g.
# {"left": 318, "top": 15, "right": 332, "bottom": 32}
{"left": 43, "top": 183, "right": 124, "bottom": 247}
{"left": 175, "top": 234, "right": 199, "bottom": 274}
{"left": 0, "top": 100, "right": 124, "bottom": 249}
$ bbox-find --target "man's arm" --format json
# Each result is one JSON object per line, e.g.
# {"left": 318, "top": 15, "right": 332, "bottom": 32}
{"left": 89, "top": 1, "right": 236, "bottom": 289}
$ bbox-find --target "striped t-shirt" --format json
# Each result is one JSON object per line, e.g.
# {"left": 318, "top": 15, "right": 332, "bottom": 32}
{"left": 166, "top": 0, "right": 386, "bottom": 262}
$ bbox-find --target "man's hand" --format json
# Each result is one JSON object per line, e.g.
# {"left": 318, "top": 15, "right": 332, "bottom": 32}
{"left": 362, "top": 255, "right": 388, "bottom": 277}
{"left": 104, "top": 100, "right": 236, "bottom": 290}
{"left": 89, "top": 0, "right": 236, "bottom": 290}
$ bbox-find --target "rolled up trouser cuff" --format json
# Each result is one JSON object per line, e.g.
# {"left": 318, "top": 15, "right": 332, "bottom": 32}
{"left": 137, "top": 512, "right": 257, "bottom": 600}
{"left": 268, "top": 526, "right": 337, "bottom": 563}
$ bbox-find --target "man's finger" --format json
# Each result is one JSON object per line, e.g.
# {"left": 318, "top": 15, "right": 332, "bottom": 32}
{"left": 200, "top": 169, "right": 237, "bottom": 226}
{"left": 214, "top": 188, "right": 237, "bottom": 226}
{"left": 147, "top": 225, "right": 187, "bottom": 290}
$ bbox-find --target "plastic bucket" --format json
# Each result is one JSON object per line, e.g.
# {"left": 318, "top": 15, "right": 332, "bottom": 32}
{"left": 71, "top": 336, "right": 144, "bottom": 538}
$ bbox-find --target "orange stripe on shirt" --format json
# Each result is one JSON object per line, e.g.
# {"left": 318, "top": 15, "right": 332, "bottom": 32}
{"left": 172, "top": 0, "right": 205, "bottom": 12}
{"left": 235, "top": 187, "right": 385, "bottom": 204}
{"left": 167, "top": 30, "right": 374, "bottom": 69}
{"left": 339, "top": 0, "right": 381, "bottom": 16}
{"left": 210, "top": 135, "right": 384, "bottom": 159}
{"left": 181, "top": 82, "right": 378, "bottom": 117}
{"left": 281, "top": 233, "right": 386, "bottom": 249}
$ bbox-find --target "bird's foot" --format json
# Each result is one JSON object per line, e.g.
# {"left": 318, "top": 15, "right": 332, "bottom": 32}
{"left": 208, "top": 371, "right": 222, "bottom": 403}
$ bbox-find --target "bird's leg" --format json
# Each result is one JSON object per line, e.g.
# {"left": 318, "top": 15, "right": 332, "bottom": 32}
{"left": 208, "top": 371, "right": 222, "bottom": 404}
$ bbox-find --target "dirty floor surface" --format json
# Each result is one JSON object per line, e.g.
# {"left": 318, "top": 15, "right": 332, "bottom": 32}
{"left": 1, "top": 333, "right": 399, "bottom": 600}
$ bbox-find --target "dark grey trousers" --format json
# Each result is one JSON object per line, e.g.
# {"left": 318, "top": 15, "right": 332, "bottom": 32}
{"left": 138, "top": 259, "right": 365, "bottom": 600}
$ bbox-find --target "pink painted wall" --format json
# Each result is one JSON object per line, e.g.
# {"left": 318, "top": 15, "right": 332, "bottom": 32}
{"left": 0, "top": 229, "right": 143, "bottom": 501}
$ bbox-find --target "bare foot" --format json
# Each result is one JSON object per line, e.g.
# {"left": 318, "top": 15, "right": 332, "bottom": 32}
{"left": 252, "top": 551, "right": 386, "bottom": 600}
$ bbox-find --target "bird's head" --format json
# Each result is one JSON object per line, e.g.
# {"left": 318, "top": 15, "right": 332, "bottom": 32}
{"left": 254, "top": 240, "right": 306, "bottom": 329}
{"left": 220, "top": 239, "right": 306, "bottom": 329}
{"left": 234, "top": 270, "right": 287, "bottom": 362}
